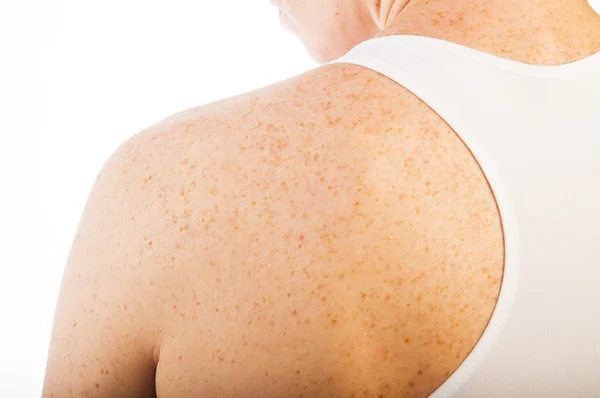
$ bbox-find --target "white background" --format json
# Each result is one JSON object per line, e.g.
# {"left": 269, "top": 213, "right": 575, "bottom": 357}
{"left": 2, "top": 0, "right": 599, "bottom": 396}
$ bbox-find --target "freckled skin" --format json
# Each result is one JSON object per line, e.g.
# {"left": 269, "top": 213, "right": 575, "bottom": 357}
{"left": 42, "top": 1, "right": 600, "bottom": 397}
{"left": 274, "top": 0, "right": 600, "bottom": 64}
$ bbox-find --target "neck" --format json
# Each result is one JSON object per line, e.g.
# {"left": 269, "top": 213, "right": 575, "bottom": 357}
{"left": 373, "top": 0, "right": 597, "bottom": 28}
{"left": 366, "top": 0, "right": 600, "bottom": 63}
{"left": 370, "top": 0, "right": 599, "bottom": 37}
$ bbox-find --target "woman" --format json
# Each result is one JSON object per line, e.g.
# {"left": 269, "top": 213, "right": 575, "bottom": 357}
{"left": 43, "top": 0, "right": 600, "bottom": 397}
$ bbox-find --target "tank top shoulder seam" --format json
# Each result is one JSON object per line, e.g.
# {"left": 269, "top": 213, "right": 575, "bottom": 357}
{"left": 342, "top": 34, "right": 600, "bottom": 79}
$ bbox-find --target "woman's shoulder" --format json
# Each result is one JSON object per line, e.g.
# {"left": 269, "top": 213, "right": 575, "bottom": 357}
{"left": 95, "top": 60, "right": 505, "bottom": 397}
{"left": 144, "top": 62, "right": 417, "bottom": 140}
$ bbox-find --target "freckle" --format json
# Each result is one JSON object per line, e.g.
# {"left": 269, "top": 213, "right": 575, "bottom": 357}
{"left": 408, "top": 381, "right": 415, "bottom": 387}
{"left": 148, "top": 241, "right": 152, "bottom": 246}
{"left": 287, "top": 293, "right": 292, "bottom": 297}
{"left": 95, "top": 383, "right": 100, "bottom": 389}
{"left": 124, "top": 305, "right": 128, "bottom": 310}
{"left": 361, "top": 292, "right": 366, "bottom": 299}
{"left": 292, "top": 309, "right": 298, "bottom": 316}
{"left": 404, "top": 338, "right": 410, "bottom": 343}
{"left": 215, "top": 308, "right": 219, "bottom": 312}
{"left": 73, "top": 322, "right": 77, "bottom": 327}
{"left": 179, "top": 355, "right": 183, "bottom": 360}
{"left": 219, "top": 356, "right": 224, "bottom": 361}
{"left": 332, "top": 319, "right": 337, "bottom": 325}
{"left": 321, "top": 296, "right": 327, "bottom": 302}
{"left": 445, "top": 371, "right": 451, "bottom": 377}
{"left": 338, "top": 273, "right": 345, "bottom": 279}
{"left": 196, "top": 301, "right": 200, "bottom": 306}
{"left": 370, "top": 323, "right": 376, "bottom": 328}
{"left": 180, "top": 190, "right": 185, "bottom": 196}
{"left": 131, "top": 216, "right": 135, "bottom": 220}
{"left": 180, "top": 312, "right": 186, "bottom": 317}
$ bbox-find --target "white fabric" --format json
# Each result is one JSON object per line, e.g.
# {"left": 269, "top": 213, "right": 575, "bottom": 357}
{"left": 328, "top": 35, "right": 600, "bottom": 397}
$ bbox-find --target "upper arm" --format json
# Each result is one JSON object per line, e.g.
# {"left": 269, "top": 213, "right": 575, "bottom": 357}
{"left": 43, "top": 135, "right": 162, "bottom": 397}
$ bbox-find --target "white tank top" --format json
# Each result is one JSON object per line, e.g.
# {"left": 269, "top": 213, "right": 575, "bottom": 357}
{"left": 328, "top": 35, "right": 600, "bottom": 397}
